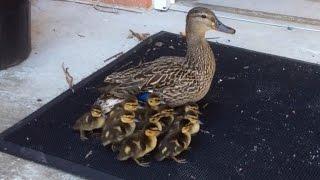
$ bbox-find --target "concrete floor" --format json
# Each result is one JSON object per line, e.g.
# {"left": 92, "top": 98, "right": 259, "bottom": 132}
{"left": 0, "top": 0, "right": 320, "bottom": 179}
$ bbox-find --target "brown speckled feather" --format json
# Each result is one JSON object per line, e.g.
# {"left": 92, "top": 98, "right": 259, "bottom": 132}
{"left": 104, "top": 42, "right": 215, "bottom": 107}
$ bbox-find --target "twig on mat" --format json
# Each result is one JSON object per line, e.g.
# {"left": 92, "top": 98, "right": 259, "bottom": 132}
{"left": 128, "top": 29, "right": 150, "bottom": 41}
{"left": 62, "top": 63, "right": 75, "bottom": 93}
{"left": 85, "top": 150, "right": 93, "bottom": 159}
{"left": 104, "top": 52, "right": 124, "bottom": 62}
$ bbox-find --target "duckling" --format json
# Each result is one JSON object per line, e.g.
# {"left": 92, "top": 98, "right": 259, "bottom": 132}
{"left": 174, "top": 103, "right": 201, "bottom": 126}
{"left": 140, "top": 93, "right": 162, "bottom": 118}
{"left": 135, "top": 93, "right": 158, "bottom": 119}
{"left": 184, "top": 103, "right": 201, "bottom": 114}
{"left": 101, "top": 111, "right": 137, "bottom": 146}
{"left": 154, "top": 120, "right": 194, "bottom": 163}
{"left": 146, "top": 93, "right": 162, "bottom": 109}
{"left": 106, "top": 96, "right": 139, "bottom": 123}
{"left": 73, "top": 105, "right": 105, "bottom": 141}
{"left": 183, "top": 110, "right": 200, "bottom": 135}
{"left": 134, "top": 93, "right": 167, "bottom": 130}
{"left": 102, "top": 7, "right": 235, "bottom": 107}
{"left": 176, "top": 102, "right": 200, "bottom": 117}
{"left": 73, "top": 95, "right": 138, "bottom": 140}
{"left": 93, "top": 91, "right": 139, "bottom": 117}
{"left": 149, "top": 109, "right": 175, "bottom": 133}
{"left": 116, "top": 122, "right": 162, "bottom": 167}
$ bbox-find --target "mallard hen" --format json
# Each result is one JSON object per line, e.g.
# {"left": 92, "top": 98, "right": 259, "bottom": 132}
{"left": 102, "top": 7, "right": 235, "bottom": 108}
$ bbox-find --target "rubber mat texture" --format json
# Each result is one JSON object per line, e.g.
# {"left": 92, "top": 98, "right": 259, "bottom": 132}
{"left": 1, "top": 32, "right": 320, "bottom": 180}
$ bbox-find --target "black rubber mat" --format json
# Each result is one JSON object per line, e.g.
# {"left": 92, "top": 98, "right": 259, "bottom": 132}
{"left": 1, "top": 31, "right": 320, "bottom": 180}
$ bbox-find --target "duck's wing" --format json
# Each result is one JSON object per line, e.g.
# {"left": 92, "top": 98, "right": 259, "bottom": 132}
{"left": 104, "top": 56, "right": 186, "bottom": 90}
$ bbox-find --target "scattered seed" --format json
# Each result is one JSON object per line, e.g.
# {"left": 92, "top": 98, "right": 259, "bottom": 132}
{"left": 202, "top": 103, "right": 209, "bottom": 109}
{"left": 154, "top": 42, "right": 164, "bottom": 47}
{"left": 243, "top": 66, "right": 249, "bottom": 69}
{"left": 85, "top": 150, "right": 93, "bottom": 159}
{"left": 168, "top": 45, "right": 175, "bottom": 50}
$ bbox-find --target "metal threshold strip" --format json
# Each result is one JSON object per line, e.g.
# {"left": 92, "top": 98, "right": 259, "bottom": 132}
{"left": 172, "top": 2, "right": 320, "bottom": 32}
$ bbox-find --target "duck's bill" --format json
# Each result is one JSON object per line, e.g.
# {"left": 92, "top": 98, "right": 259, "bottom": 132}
{"left": 152, "top": 130, "right": 162, "bottom": 135}
{"left": 215, "top": 19, "right": 236, "bottom": 34}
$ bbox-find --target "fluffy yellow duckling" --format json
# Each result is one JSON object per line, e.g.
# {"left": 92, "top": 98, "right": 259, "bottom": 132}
{"left": 116, "top": 122, "right": 162, "bottom": 167}
{"left": 73, "top": 105, "right": 105, "bottom": 141}
{"left": 154, "top": 120, "right": 195, "bottom": 163}
{"left": 101, "top": 111, "right": 137, "bottom": 146}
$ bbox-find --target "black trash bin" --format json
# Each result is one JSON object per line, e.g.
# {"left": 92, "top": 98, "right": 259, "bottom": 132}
{"left": 0, "top": 0, "right": 31, "bottom": 70}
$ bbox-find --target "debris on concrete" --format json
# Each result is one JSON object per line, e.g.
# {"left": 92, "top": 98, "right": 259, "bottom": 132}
{"left": 93, "top": 0, "right": 119, "bottom": 14}
{"left": 128, "top": 29, "right": 150, "bottom": 41}
{"left": 77, "top": 34, "right": 85, "bottom": 38}
{"left": 62, "top": 63, "right": 74, "bottom": 92}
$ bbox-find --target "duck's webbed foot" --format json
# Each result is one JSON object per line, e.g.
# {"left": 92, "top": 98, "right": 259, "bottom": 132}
{"left": 80, "top": 131, "right": 88, "bottom": 141}
{"left": 134, "top": 158, "right": 150, "bottom": 167}
{"left": 171, "top": 156, "right": 188, "bottom": 164}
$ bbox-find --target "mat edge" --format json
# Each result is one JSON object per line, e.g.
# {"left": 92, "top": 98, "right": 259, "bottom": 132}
{"left": 0, "top": 31, "right": 167, "bottom": 179}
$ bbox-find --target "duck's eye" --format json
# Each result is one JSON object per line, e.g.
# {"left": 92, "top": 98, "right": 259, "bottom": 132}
{"left": 201, "top": 15, "right": 207, "bottom": 18}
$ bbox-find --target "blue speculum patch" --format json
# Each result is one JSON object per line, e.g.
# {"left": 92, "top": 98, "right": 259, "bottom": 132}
{"left": 137, "top": 91, "right": 150, "bottom": 103}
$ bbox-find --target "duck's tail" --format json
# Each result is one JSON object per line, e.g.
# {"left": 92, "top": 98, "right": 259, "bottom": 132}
{"left": 154, "top": 145, "right": 169, "bottom": 161}
{"left": 94, "top": 96, "right": 124, "bottom": 115}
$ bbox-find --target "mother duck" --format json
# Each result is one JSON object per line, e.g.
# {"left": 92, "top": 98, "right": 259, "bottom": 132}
{"left": 98, "top": 7, "right": 235, "bottom": 113}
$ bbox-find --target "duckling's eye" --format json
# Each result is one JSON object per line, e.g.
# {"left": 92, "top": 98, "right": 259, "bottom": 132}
{"left": 201, "top": 15, "right": 207, "bottom": 19}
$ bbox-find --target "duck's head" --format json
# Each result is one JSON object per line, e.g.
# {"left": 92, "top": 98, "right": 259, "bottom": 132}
{"left": 181, "top": 122, "right": 195, "bottom": 134}
{"left": 147, "top": 93, "right": 161, "bottom": 107}
{"left": 184, "top": 103, "right": 200, "bottom": 114}
{"left": 149, "top": 113, "right": 162, "bottom": 123}
{"left": 145, "top": 122, "right": 162, "bottom": 137}
{"left": 90, "top": 105, "right": 102, "bottom": 118}
{"left": 184, "top": 111, "right": 199, "bottom": 124}
{"left": 149, "top": 109, "right": 175, "bottom": 123}
{"left": 120, "top": 111, "right": 135, "bottom": 123}
{"left": 123, "top": 96, "right": 139, "bottom": 112}
{"left": 186, "top": 7, "right": 235, "bottom": 35}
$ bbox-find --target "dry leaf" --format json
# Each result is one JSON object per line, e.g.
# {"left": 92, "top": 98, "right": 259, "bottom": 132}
{"left": 129, "top": 29, "right": 150, "bottom": 41}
